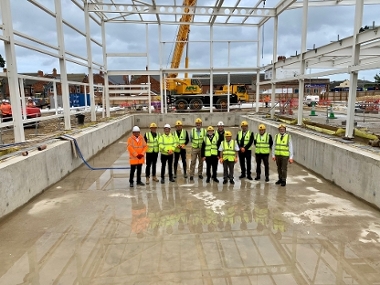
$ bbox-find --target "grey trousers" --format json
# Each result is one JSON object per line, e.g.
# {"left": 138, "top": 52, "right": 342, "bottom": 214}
{"left": 275, "top": 155, "right": 289, "bottom": 181}
{"left": 190, "top": 148, "right": 203, "bottom": 176}
{"left": 223, "top": 161, "right": 235, "bottom": 180}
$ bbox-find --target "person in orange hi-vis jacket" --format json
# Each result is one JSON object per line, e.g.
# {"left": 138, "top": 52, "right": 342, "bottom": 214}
{"left": 127, "top": 126, "right": 147, "bottom": 187}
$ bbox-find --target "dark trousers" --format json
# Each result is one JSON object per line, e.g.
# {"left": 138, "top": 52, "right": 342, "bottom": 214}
{"left": 145, "top": 152, "right": 158, "bottom": 177}
{"left": 223, "top": 161, "right": 235, "bottom": 180}
{"left": 205, "top": 155, "right": 218, "bottom": 179}
{"left": 275, "top": 155, "right": 289, "bottom": 181}
{"left": 130, "top": 164, "right": 142, "bottom": 183}
{"left": 238, "top": 150, "right": 252, "bottom": 176}
{"left": 161, "top": 154, "right": 174, "bottom": 179}
{"left": 174, "top": 149, "right": 187, "bottom": 174}
{"left": 255, "top": 153, "right": 270, "bottom": 178}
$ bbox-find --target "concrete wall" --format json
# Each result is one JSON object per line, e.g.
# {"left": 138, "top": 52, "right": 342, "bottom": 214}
{"left": 0, "top": 115, "right": 133, "bottom": 219}
{"left": 243, "top": 115, "right": 380, "bottom": 209}
{"left": 134, "top": 112, "right": 241, "bottom": 129}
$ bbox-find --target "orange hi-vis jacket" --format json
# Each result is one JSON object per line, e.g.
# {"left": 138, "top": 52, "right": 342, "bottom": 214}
{"left": 0, "top": 103, "right": 12, "bottom": 116}
{"left": 127, "top": 134, "right": 147, "bottom": 165}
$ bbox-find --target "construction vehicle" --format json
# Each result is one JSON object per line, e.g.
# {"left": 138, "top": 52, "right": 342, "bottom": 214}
{"left": 165, "top": 0, "right": 237, "bottom": 111}
{"left": 215, "top": 84, "right": 249, "bottom": 102}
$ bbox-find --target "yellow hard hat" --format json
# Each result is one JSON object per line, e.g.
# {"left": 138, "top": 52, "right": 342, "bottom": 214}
{"left": 225, "top": 131, "right": 232, "bottom": 137}
{"left": 207, "top": 126, "right": 214, "bottom": 131}
{"left": 258, "top": 124, "right": 266, "bottom": 130}
{"left": 195, "top": 118, "right": 202, "bottom": 123}
{"left": 278, "top": 124, "right": 286, "bottom": 129}
{"left": 241, "top": 120, "right": 248, "bottom": 127}
{"left": 150, "top": 122, "right": 157, "bottom": 128}
{"left": 175, "top": 120, "right": 183, "bottom": 126}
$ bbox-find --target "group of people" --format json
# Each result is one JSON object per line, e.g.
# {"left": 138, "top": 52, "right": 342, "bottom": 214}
{"left": 126, "top": 118, "right": 293, "bottom": 187}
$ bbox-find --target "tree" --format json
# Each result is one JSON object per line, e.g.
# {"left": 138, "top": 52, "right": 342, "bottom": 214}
{"left": 375, "top": 73, "right": 380, "bottom": 83}
{"left": 0, "top": 54, "right": 5, "bottom": 68}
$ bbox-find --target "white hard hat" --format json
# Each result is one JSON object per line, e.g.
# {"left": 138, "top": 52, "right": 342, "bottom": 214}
{"left": 164, "top": 124, "right": 171, "bottom": 129}
{"left": 132, "top": 126, "right": 140, "bottom": 132}
{"left": 28, "top": 97, "right": 32, "bottom": 100}
{"left": 1, "top": 99, "right": 5, "bottom": 103}
{"left": 217, "top": 121, "right": 224, "bottom": 126}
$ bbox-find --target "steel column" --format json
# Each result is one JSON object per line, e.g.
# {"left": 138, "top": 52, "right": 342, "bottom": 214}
{"left": 256, "top": 25, "right": 262, "bottom": 113}
{"left": 271, "top": 16, "right": 278, "bottom": 118}
{"left": 101, "top": 19, "right": 110, "bottom": 118}
{"left": 210, "top": 26, "right": 213, "bottom": 113}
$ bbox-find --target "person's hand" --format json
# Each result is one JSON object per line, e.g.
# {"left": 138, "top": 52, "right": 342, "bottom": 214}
{"left": 168, "top": 150, "right": 173, "bottom": 155}
{"left": 240, "top": 147, "right": 245, "bottom": 153}
{"left": 202, "top": 157, "right": 206, "bottom": 161}
{"left": 272, "top": 156, "right": 276, "bottom": 161}
{"left": 181, "top": 144, "right": 186, "bottom": 149}
{"left": 234, "top": 157, "right": 238, "bottom": 163}
{"left": 137, "top": 154, "right": 143, "bottom": 159}
{"left": 289, "top": 158, "right": 294, "bottom": 164}
{"left": 219, "top": 158, "right": 224, "bottom": 163}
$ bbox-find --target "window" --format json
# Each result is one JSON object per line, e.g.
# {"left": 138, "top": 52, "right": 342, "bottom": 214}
{"left": 76, "top": 86, "right": 80, "bottom": 93}
{"left": 294, "top": 88, "right": 299, "bottom": 94}
{"left": 314, "top": 88, "right": 318, "bottom": 94}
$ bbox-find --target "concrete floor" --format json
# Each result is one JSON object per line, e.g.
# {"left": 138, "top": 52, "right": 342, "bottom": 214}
{"left": 1, "top": 132, "right": 380, "bottom": 285}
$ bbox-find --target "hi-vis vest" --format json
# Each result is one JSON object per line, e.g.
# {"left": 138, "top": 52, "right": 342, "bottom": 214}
{"left": 174, "top": 129, "right": 187, "bottom": 153}
{"left": 255, "top": 133, "right": 270, "bottom": 154}
{"left": 274, "top": 133, "right": 290, "bottom": 156}
{"left": 192, "top": 128, "right": 206, "bottom": 148}
{"left": 237, "top": 131, "right": 252, "bottom": 150}
{"left": 159, "top": 134, "right": 177, "bottom": 155}
{"left": 222, "top": 140, "right": 236, "bottom": 161}
{"left": 204, "top": 134, "right": 219, "bottom": 156}
{"left": 146, "top": 132, "right": 160, "bottom": 153}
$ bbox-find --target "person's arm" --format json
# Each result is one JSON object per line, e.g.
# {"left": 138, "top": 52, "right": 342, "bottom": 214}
{"left": 218, "top": 144, "right": 224, "bottom": 162}
{"left": 141, "top": 136, "right": 148, "bottom": 154}
{"left": 127, "top": 137, "right": 138, "bottom": 157}
{"left": 269, "top": 134, "right": 273, "bottom": 149}
{"left": 185, "top": 131, "right": 190, "bottom": 145}
{"left": 144, "top": 133, "right": 148, "bottom": 143}
{"left": 245, "top": 131, "right": 254, "bottom": 149}
{"left": 272, "top": 135, "right": 277, "bottom": 158}
{"left": 236, "top": 133, "right": 241, "bottom": 147}
{"left": 288, "top": 136, "right": 294, "bottom": 160}
{"left": 201, "top": 141, "right": 206, "bottom": 158}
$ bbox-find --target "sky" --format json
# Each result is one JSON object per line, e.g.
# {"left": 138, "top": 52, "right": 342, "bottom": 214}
{"left": 0, "top": 0, "right": 379, "bottom": 83}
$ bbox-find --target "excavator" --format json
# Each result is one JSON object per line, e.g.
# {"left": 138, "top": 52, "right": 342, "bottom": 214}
{"left": 166, "top": 0, "right": 238, "bottom": 111}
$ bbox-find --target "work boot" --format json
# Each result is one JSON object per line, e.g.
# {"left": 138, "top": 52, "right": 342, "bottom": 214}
{"left": 230, "top": 179, "right": 235, "bottom": 185}
{"left": 254, "top": 176, "right": 260, "bottom": 181}
{"left": 137, "top": 181, "right": 145, "bottom": 186}
{"left": 206, "top": 177, "right": 211, "bottom": 183}
{"left": 184, "top": 173, "right": 188, "bottom": 178}
{"left": 199, "top": 175, "right": 203, "bottom": 179}
{"left": 146, "top": 176, "right": 150, "bottom": 185}
{"left": 190, "top": 176, "right": 194, "bottom": 181}
{"left": 152, "top": 176, "right": 159, "bottom": 182}
{"left": 161, "top": 178, "right": 165, "bottom": 184}
{"left": 223, "top": 179, "right": 228, "bottom": 184}
{"left": 130, "top": 182, "right": 134, "bottom": 187}
{"left": 169, "top": 177, "right": 175, "bottom": 182}
{"left": 239, "top": 174, "right": 246, "bottom": 179}
{"left": 247, "top": 176, "right": 253, "bottom": 180}
{"left": 173, "top": 171, "right": 177, "bottom": 179}
{"left": 213, "top": 178, "right": 219, "bottom": 183}
{"left": 281, "top": 180, "right": 286, "bottom": 187}
{"left": 275, "top": 179, "right": 282, "bottom": 185}
{"left": 265, "top": 177, "right": 269, "bottom": 182}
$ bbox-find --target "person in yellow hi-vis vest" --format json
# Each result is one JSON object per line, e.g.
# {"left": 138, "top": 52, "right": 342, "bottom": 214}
{"left": 272, "top": 124, "right": 294, "bottom": 187}
{"left": 254, "top": 124, "right": 273, "bottom": 182}
{"left": 173, "top": 120, "right": 189, "bottom": 178}
{"left": 189, "top": 118, "right": 206, "bottom": 181}
{"left": 144, "top": 122, "right": 160, "bottom": 184}
{"left": 158, "top": 124, "right": 178, "bottom": 184}
{"left": 236, "top": 121, "right": 254, "bottom": 180}
{"left": 201, "top": 126, "right": 220, "bottom": 183}
{"left": 219, "top": 131, "right": 239, "bottom": 185}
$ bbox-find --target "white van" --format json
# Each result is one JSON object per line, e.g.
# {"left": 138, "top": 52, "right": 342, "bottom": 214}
{"left": 304, "top": 95, "right": 319, "bottom": 106}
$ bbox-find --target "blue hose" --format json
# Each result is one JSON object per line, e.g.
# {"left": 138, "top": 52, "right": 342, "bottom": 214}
{"left": 62, "top": 134, "right": 130, "bottom": 170}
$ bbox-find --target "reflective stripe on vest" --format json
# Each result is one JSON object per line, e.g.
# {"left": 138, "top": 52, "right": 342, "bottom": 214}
{"left": 146, "top": 132, "right": 159, "bottom": 153}
{"left": 222, "top": 140, "right": 236, "bottom": 161}
{"left": 204, "top": 134, "right": 219, "bottom": 156}
{"left": 255, "top": 133, "right": 270, "bottom": 154}
{"left": 274, "top": 133, "right": 290, "bottom": 156}
{"left": 238, "top": 130, "right": 252, "bottom": 150}
{"left": 192, "top": 128, "right": 206, "bottom": 148}
{"left": 159, "top": 134, "right": 176, "bottom": 155}
{"left": 174, "top": 129, "right": 186, "bottom": 153}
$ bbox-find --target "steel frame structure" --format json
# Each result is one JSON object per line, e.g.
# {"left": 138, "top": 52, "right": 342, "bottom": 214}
{"left": 0, "top": 0, "right": 380, "bottom": 141}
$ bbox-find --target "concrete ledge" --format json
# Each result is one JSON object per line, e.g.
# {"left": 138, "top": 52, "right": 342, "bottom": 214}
{"left": 244, "top": 115, "right": 380, "bottom": 209}
{"left": 0, "top": 115, "right": 133, "bottom": 219}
